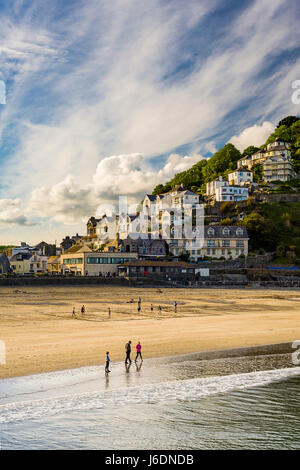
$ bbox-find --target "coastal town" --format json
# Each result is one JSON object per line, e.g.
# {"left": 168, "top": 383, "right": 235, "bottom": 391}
{"left": 1, "top": 136, "right": 299, "bottom": 287}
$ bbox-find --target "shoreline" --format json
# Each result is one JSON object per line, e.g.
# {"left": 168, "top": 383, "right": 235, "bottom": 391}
{"left": 0, "top": 342, "right": 300, "bottom": 383}
{"left": 1, "top": 285, "right": 300, "bottom": 380}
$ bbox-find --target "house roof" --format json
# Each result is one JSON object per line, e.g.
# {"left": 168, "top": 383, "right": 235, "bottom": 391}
{"left": 266, "top": 145, "right": 290, "bottom": 152}
{"left": 205, "top": 225, "right": 248, "bottom": 238}
{"left": 263, "top": 156, "right": 291, "bottom": 164}
{"left": 47, "top": 256, "right": 60, "bottom": 264}
{"left": 10, "top": 252, "right": 33, "bottom": 261}
{"left": 63, "top": 244, "right": 93, "bottom": 254}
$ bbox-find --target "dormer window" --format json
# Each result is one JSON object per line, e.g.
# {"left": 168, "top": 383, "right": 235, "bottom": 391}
{"left": 236, "top": 227, "right": 243, "bottom": 236}
{"left": 222, "top": 228, "right": 230, "bottom": 236}
{"left": 207, "top": 228, "right": 215, "bottom": 236}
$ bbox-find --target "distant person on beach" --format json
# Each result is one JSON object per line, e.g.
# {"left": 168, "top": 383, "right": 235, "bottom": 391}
{"left": 158, "top": 305, "right": 162, "bottom": 313}
{"left": 81, "top": 305, "right": 85, "bottom": 315}
{"left": 105, "top": 351, "right": 110, "bottom": 374}
{"left": 125, "top": 340, "right": 132, "bottom": 365}
{"left": 174, "top": 301, "right": 177, "bottom": 313}
{"left": 138, "top": 297, "right": 141, "bottom": 306}
{"left": 135, "top": 341, "right": 143, "bottom": 362}
{"left": 150, "top": 304, "right": 153, "bottom": 312}
{"left": 108, "top": 307, "right": 111, "bottom": 318}
{"left": 137, "top": 303, "right": 141, "bottom": 313}
{"left": 72, "top": 307, "right": 76, "bottom": 319}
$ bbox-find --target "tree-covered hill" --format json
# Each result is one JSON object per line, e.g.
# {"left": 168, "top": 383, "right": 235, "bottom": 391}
{"left": 152, "top": 115, "right": 300, "bottom": 195}
{"left": 153, "top": 143, "right": 241, "bottom": 195}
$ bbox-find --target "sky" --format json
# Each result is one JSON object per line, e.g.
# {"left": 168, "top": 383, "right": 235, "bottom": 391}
{"left": 0, "top": 0, "right": 300, "bottom": 245}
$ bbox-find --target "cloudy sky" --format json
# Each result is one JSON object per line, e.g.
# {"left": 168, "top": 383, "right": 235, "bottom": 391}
{"left": 0, "top": 0, "right": 300, "bottom": 244}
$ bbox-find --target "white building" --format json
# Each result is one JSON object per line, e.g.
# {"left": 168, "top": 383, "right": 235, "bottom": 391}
{"left": 215, "top": 185, "right": 248, "bottom": 202}
{"left": 206, "top": 176, "right": 228, "bottom": 196}
{"left": 228, "top": 170, "right": 253, "bottom": 186}
{"left": 206, "top": 175, "right": 248, "bottom": 202}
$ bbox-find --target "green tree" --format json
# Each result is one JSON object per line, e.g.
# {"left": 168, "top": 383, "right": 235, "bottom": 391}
{"left": 277, "top": 116, "right": 300, "bottom": 128}
{"left": 242, "top": 146, "right": 259, "bottom": 157}
{"left": 240, "top": 212, "right": 276, "bottom": 251}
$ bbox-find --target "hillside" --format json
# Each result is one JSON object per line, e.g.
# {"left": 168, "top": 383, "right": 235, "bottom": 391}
{"left": 152, "top": 115, "right": 300, "bottom": 195}
{"left": 152, "top": 115, "right": 300, "bottom": 262}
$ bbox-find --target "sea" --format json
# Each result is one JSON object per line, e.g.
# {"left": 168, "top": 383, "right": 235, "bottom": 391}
{"left": 0, "top": 352, "right": 299, "bottom": 450}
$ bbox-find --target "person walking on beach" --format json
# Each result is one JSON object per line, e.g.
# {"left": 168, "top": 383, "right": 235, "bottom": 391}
{"left": 108, "top": 307, "right": 111, "bottom": 318}
{"left": 158, "top": 305, "right": 162, "bottom": 313}
{"left": 150, "top": 304, "right": 153, "bottom": 312}
{"left": 125, "top": 340, "right": 132, "bottom": 365}
{"left": 105, "top": 351, "right": 110, "bottom": 375}
{"left": 81, "top": 305, "right": 85, "bottom": 316}
{"left": 137, "top": 303, "right": 141, "bottom": 313}
{"left": 72, "top": 307, "right": 76, "bottom": 319}
{"left": 174, "top": 301, "right": 177, "bottom": 313}
{"left": 135, "top": 341, "right": 143, "bottom": 362}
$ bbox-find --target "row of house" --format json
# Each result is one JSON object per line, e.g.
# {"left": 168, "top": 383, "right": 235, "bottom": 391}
{"left": 82, "top": 184, "right": 249, "bottom": 265}
{"left": 237, "top": 137, "right": 296, "bottom": 182}
{"left": 51, "top": 223, "right": 248, "bottom": 277}
{"left": 205, "top": 138, "right": 298, "bottom": 203}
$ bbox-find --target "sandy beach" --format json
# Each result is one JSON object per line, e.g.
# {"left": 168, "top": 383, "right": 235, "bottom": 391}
{"left": 0, "top": 285, "right": 300, "bottom": 379}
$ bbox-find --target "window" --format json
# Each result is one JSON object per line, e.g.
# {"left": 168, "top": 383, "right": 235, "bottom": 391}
{"left": 207, "top": 240, "right": 215, "bottom": 247}
{"left": 207, "top": 228, "right": 214, "bottom": 236}
{"left": 206, "top": 248, "right": 210, "bottom": 255}
{"left": 222, "top": 240, "right": 230, "bottom": 247}
{"left": 64, "top": 258, "right": 83, "bottom": 264}
{"left": 222, "top": 228, "right": 230, "bottom": 236}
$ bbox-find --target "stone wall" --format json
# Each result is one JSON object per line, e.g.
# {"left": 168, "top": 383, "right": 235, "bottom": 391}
{"left": 253, "top": 192, "right": 300, "bottom": 203}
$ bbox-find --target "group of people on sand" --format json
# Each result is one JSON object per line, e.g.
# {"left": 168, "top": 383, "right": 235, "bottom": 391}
{"left": 72, "top": 298, "right": 178, "bottom": 319}
{"left": 105, "top": 340, "right": 143, "bottom": 375}
{"left": 72, "top": 305, "right": 85, "bottom": 318}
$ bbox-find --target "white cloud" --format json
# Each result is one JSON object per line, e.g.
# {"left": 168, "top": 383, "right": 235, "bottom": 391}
{"left": 93, "top": 152, "right": 203, "bottom": 198}
{"left": 27, "top": 152, "right": 203, "bottom": 223}
{"left": 28, "top": 175, "right": 97, "bottom": 224}
{"left": 205, "top": 141, "right": 217, "bottom": 154}
{"left": 0, "top": 198, "right": 31, "bottom": 225}
{"left": 228, "top": 121, "right": 276, "bottom": 152}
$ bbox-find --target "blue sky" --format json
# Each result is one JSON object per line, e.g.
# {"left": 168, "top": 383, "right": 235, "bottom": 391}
{"left": 0, "top": 0, "right": 300, "bottom": 244}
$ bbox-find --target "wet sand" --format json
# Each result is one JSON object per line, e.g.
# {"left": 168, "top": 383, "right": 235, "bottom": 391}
{"left": 0, "top": 286, "right": 300, "bottom": 379}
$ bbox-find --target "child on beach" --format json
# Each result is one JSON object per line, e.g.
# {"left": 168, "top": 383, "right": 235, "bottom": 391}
{"left": 105, "top": 351, "right": 110, "bottom": 374}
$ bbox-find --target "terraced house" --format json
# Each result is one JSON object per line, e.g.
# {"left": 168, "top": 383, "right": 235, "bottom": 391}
{"left": 188, "top": 225, "right": 248, "bottom": 261}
